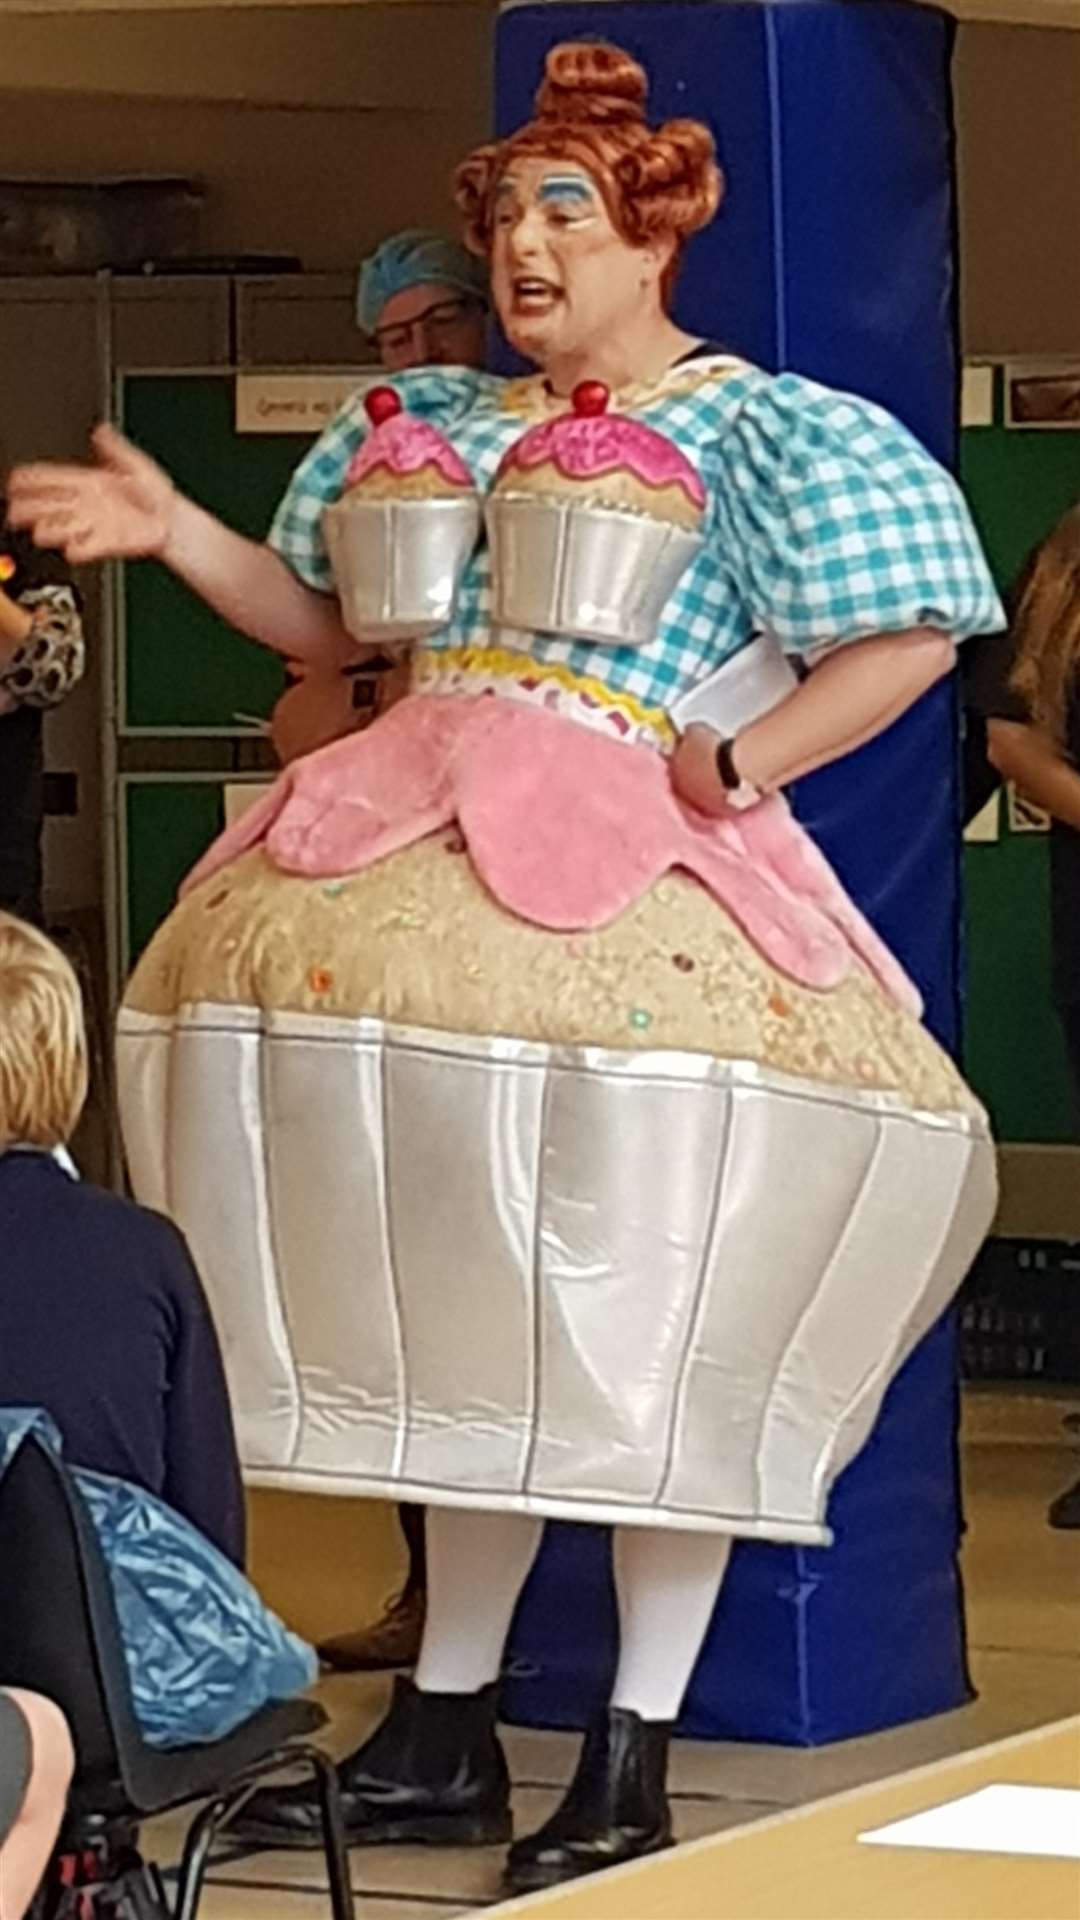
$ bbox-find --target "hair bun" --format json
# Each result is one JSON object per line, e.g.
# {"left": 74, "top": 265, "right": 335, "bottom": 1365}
{"left": 454, "top": 38, "right": 722, "bottom": 288}
{"left": 615, "top": 119, "right": 723, "bottom": 237}
{"left": 535, "top": 41, "right": 648, "bottom": 126}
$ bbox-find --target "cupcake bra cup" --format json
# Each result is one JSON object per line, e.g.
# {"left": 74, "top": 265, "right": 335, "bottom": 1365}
{"left": 323, "top": 384, "right": 706, "bottom": 648}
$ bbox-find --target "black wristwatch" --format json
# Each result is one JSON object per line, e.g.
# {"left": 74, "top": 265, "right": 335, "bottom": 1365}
{"left": 715, "top": 736, "right": 742, "bottom": 791}
{"left": 714, "top": 735, "right": 761, "bottom": 811}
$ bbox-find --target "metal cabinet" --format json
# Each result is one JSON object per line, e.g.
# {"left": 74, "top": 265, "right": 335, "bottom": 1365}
{"left": 111, "top": 275, "right": 232, "bottom": 370}
{"left": 236, "top": 272, "right": 366, "bottom": 367}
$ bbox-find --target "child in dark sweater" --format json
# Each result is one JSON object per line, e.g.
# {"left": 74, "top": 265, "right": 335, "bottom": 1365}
{"left": 0, "top": 912, "right": 244, "bottom": 1565}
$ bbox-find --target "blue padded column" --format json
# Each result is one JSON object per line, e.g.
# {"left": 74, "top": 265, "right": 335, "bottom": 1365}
{"left": 497, "top": 0, "right": 973, "bottom": 1744}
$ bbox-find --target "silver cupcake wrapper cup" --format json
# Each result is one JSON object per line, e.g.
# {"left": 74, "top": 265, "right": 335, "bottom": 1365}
{"left": 323, "top": 493, "right": 481, "bottom": 645}
{"left": 485, "top": 493, "right": 704, "bottom": 648}
{"left": 116, "top": 1003, "right": 995, "bottom": 1541}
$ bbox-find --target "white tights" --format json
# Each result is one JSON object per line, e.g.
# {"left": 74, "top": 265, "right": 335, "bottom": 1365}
{"left": 413, "top": 1509, "right": 732, "bottom": 1722}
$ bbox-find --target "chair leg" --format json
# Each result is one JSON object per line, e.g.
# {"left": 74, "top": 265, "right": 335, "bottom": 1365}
{"left": 293, "top": 1744, "right": 355, "bottom": 1920}
{"left": 171, "top": 1793, "right": 234, "bottom": 1920}
{"left": 173, "top": 1742, "right": 354, "bottom": 1920}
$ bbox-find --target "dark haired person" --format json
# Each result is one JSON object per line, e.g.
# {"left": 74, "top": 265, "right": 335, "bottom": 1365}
{"left": 967, "top": 501, "right": 1080, "bottom": 1530}
{"left": 0, "top": 510, "right": 84, "bottom": 924}
{"left": 272, "top": 233, "right": 490, "bottom": 1668}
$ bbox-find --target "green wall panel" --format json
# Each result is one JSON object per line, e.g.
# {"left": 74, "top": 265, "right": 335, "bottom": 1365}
{"left": 125, "top": 781, "right": 224, "bottom": 966}
{"left": 120, "top": 376, "right": 307, "bottom": 729}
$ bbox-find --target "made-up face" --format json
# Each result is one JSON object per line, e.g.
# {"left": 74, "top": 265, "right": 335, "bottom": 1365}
{"left": 490, "top": 156, "right": 663, "bottom": 368}
{"left": 373, "top": 280, "right": 488, "bottom": 372}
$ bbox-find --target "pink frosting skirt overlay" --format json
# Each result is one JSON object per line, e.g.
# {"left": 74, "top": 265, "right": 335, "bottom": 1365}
{"left": 184, "top": 692, "right": 921, "bottom": 1013}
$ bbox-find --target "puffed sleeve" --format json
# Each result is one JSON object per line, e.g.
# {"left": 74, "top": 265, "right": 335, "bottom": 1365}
{"left": 713, "top": 372, "right": 1005, "bottom": 657}
{"left": 0, "top": 582, "right": 85, "bottom": 709}
{"left": 267, "top": 367, "right": 489, "bottom": 592}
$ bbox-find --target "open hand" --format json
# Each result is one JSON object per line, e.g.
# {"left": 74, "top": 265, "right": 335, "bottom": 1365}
{"left": 7, "top": 423, "right": 177, "bottom": 565}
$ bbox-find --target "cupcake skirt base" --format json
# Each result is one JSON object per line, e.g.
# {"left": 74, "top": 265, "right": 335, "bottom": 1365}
{"left": 117, "top": 838, "right": 995, "bottom": 1542}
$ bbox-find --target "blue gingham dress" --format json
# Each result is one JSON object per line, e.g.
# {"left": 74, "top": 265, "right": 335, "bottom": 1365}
{"left": 269, "top": 356, "right": 1003, "bottom": 708}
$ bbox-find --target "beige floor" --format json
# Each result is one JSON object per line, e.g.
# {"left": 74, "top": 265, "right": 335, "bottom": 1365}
{"left": 145, "top": 1385, "right": 1080, "bottom": 1920}
{"left": 491, "top": 1717, "right": 1080, "bottom": 1920}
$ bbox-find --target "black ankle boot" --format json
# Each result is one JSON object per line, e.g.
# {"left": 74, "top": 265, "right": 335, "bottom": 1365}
{"left": 505, "top": 1707, "right": 673, "bottom": 1892}
{"left": 234, "top": 1676, "right": 511, "bottom": 1850}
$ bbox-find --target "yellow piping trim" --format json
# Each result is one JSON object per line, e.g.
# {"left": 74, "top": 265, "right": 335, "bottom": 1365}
{"left": 414, "top": 646, "right": 675, "bottom": 744}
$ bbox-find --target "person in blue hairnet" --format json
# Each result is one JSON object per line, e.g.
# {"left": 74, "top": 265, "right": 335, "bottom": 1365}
{"left": 356, "top": 227, "right": 489, "bottom": 372}
{"left": 291, "top": 233, "right": 488, "bottom": 1675}
{"left": 269, "top": 230, "right": 489, "bottom": 769}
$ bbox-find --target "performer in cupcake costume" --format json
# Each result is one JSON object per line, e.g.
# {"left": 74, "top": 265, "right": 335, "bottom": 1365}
{"left": 11, "top": 41, "right": 1004, "bottom": 1892}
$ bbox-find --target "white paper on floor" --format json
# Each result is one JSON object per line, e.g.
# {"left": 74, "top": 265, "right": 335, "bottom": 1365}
{"left": 859, "top": 1784, "right": 1080, "bottom": 1860}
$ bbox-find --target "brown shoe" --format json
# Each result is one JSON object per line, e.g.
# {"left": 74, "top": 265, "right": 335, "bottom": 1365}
{"left": 317, "top": 1586, "right": 426, "bottom": 1672}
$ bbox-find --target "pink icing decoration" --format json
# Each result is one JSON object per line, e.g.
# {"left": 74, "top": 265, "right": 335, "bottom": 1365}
{"left": 345, "top": 412, "right": 474, "bottom": 490}
{"left": 497, "top": 410, "right": 706, "bottom": 511}
{"left": 182, "top": 694, "right": 921, "bottom": 1016}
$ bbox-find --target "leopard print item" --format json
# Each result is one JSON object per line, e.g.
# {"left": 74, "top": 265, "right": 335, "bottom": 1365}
{"left": 0, "top": 586, "right": 85, "bottom": 709}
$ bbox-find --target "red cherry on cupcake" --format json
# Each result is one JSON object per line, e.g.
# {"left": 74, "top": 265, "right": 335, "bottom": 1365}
{"left": 365, "top": 387, "right": 403, "bottom": 426}
{"left": 571, "top": 382, "right": 610, "bottom": 418}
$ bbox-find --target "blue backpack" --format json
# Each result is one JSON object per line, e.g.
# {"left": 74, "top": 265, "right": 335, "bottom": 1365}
{"left": 0, "top": 1408, "right": 316, "bottom": 1748}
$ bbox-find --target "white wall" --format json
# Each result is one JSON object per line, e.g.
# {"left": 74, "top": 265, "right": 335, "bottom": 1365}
{"left": 0, "top": 97, "right": 487, "bottom": 269}
{"left": 0, "top": 6, "right": 492, "bottom": 268}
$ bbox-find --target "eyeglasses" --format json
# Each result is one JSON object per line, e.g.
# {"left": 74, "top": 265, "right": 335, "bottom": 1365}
{"left": 373, "top": 296, "right": 482, "bottom": 356}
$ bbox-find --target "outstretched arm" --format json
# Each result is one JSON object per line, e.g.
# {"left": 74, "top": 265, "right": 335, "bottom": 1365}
{"left": 158, "top": 489, "right": 357, "bottom": 669}
{"left": 670, "top": 628, "right": 956, "bottom": 814}
{"left": 0, "top": 583, "right": 34, "bottom": 663}
{"left": 8, "top": 424, "right": 356, "bottom": 671}
{"left": 0, "top": 588, "right": 32, "bottom": 715}
{"left": 987, "top": 718, "right": 1080, "bottom": 832}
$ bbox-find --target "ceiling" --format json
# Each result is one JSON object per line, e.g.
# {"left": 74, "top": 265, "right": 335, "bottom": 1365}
{"left": 0, "top": 4, "right": 492, "bottom": 113}
{"left": 3, "top": 0, "right": 1080, "bottom": 19}
{"left": 0, "top": 0, "right": 1076, "bottom": 121}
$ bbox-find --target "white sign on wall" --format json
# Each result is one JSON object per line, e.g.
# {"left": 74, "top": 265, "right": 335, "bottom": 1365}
{"left": 235, "top": 372, "right": 373, "bottom": 435}
{"left": 960, "top": 363, "right": 995, "bottom": 429}
{"left": 223, "top": 781, "right": 275, "bottom": 827}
